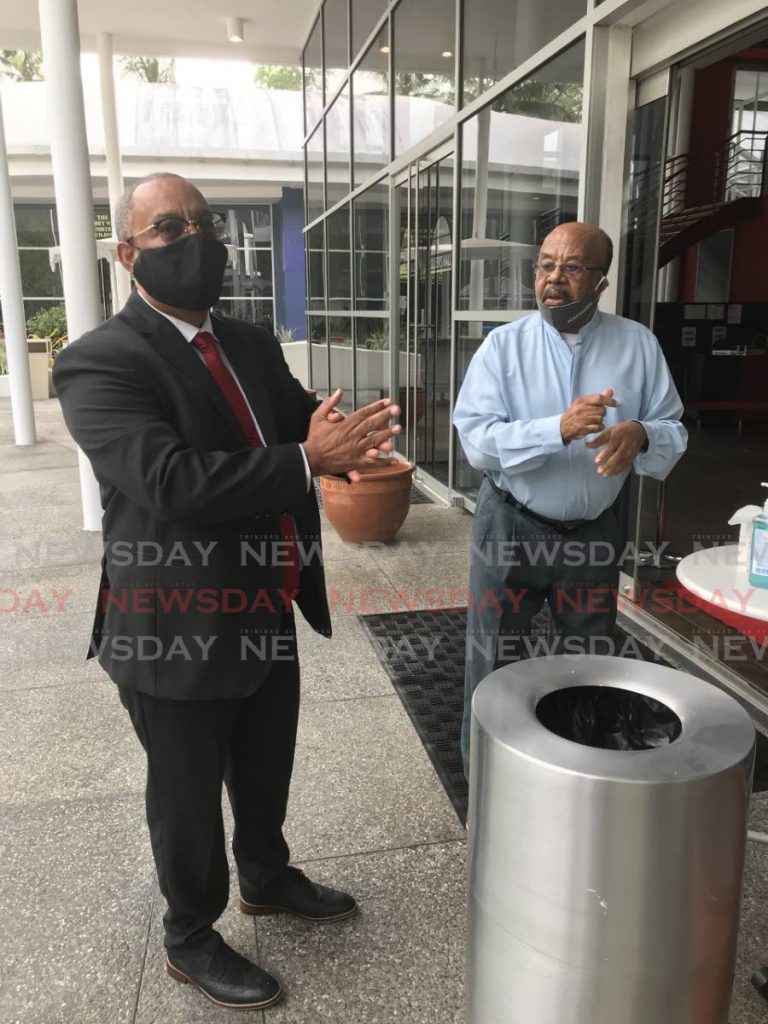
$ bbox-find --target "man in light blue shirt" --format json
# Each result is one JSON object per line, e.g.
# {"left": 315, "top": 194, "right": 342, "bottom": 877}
{"left": 454, "top": 222, "right": 687, "bottom": 773}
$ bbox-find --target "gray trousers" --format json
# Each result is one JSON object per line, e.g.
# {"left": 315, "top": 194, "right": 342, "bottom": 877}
{"left": 462, "top": 478, "right": 622, "bottom": 774}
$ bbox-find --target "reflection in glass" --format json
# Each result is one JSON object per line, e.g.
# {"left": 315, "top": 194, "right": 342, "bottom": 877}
{"left": 326, "top": 87, "right": 352, "bottom": 208}
{"left": 327, "top": 204, "right": 351, "bottom": 309}
{"left": 329, "top": 315, "right": 353, "bottom": 411}
{"left": 303, "top": 14, "right": 323, "bottom": 131}
{"left": 352, "top": 0, "right": 386, "bottom": 60}
{"left": 354, "top": 183, "right": 388, "bottom": 310}
{"left": 309, "top": 315, "right": 329, "bottom": 396}
{"left": 353, "top": 26, "right": 390, "bottom": 187}
{"left": 453, "top": 321, "right": 492, "bottom": 499}
{"left": 462, "top": 0, "right": 587, "bottom": 103}
{"left": 458, "top": 41, "right": 585, "bottom": 313}
{"left": 306, "top": 125, "right": 324, "bottom": 224}
{"left": 324, "top": 0, "right": 349, "bottom": 100}
{"left": 355, "top": 317, "right": 390, "bottom": 409}
{"left": 393, "top": 0, "right": 455, "bottom": 157}
{"left": 412, "top": 156, "right": 453, "bottom": 485}
{"left": 307, "top": 222, "right": 326, "bottom": 310}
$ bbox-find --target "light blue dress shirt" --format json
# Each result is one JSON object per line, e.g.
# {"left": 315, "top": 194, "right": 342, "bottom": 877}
{"left": 453, "top": 310, "right": 688, "bottom": 521}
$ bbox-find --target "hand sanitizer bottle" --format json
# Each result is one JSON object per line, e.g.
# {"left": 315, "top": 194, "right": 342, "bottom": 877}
{"left": 749, "top": 483, "right": 768, "bottom": 589}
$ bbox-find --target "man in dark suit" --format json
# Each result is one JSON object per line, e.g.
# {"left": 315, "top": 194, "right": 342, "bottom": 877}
{"left": 53, "top": 172, "right": 401, "bottom": 1011}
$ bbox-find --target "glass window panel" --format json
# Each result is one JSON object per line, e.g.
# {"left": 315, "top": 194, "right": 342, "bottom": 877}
{"left": 458, "top": 41, "right": 585, "bottom": 313}
{"left": 324, "top": 0, "right": 349, "bottom": 100}
{"left": 352, "top": 0, "right": 386, "bottom": 60}
{"left": 326, "top": 86, "right": 351, "bottom": 206}
{"left": 355, "top": 316, "right": 389, "bottom": 408}
{"left": 353, "top": 26, "right": 390, "bottom": 186}
{"left": 304, "top": 15, "right": 323, "bottom": 131}
{"left": 307, "top": 222, "right": 326, "bottom": 310}
{"left": 306, "top": 124, "right": 325, "bottom": 223}
{"left": 19, "top": 249, "right": 63, "bottom": 298}
{"left": 453, "top": 320, "right": 493, "bottom": 499}
{"left": 462, "top": 0, "right": 587, "bottom": 104}
{"left": 393, "top": 0, "right": 455, "bottom": 157}
{"left": 309, "top": 315, "right": 330, "bottom": 394}
{"left": 329, "top": 315, "right": 353, "bottom": 410}
{"left": 215, "top": 298, "right": 275, "bottom": 331}
{"left": 354, "top": 183, "right": 388, "bottom": 310}
{"left": 15, "top": 205, "right": 60, "bottom": 246}
{"left": 327, "top": 204, "right": 351, "bottom": 309}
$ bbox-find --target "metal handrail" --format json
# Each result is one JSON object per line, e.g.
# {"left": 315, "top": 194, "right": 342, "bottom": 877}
{"left": 627, "top": 128, "right": 768, "bottom": 232}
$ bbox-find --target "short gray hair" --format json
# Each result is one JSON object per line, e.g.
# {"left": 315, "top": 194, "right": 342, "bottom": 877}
{"left": 113, "top": 172, "right": 183, "bottom": 241}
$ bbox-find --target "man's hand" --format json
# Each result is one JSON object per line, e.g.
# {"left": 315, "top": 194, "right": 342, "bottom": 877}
{"left": 560, "top": 388, "right": 619, "bottom": 443}
{"left": 303, "top": 389, "right": 402, "bottom": 482}
{"left": 585, "top": 420, "right": 647, "bottom": 477}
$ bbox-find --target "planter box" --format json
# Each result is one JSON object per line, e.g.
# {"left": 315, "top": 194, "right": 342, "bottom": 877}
{"left": 0, "top": 338, "right": 51, "bottom": 400}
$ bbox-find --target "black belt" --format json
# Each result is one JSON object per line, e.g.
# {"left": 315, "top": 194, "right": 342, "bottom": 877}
{"left": 486, "top": 478, "right": 589, "bottom": 533}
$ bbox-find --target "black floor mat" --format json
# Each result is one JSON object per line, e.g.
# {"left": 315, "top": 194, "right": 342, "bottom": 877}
{"left": 359, "top": 607, "right": 768, "bottom": 826}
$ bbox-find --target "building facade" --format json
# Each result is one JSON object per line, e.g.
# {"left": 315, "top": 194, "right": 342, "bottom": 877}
{"left": 301, "top": 0, "right": 768, "bottom": 708}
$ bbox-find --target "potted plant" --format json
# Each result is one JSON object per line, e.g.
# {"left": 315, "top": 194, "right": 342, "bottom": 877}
{"left": 26, "top": 305, "right": 67, "bottom": 398}
{"left": 320, "top": 458, "right": 415, "bottom": 544}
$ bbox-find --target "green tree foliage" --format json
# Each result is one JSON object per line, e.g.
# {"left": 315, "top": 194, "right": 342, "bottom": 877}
{"left": 254, "top": 64, "right": 302, "bottom": 90}
{"left": 0, "top": 50, "right": 43, "bottom": 81}
{"left": 26, "top": 305, "right": 68, "bottom": 354}
{"left": 395, "top": 72, "right": 453, "bottom": 102}
{"left": 120, "top": 56, "right": 177, "bottom": 84}
{"left": 464, "top": 77, "right": 583, "bottom": 123}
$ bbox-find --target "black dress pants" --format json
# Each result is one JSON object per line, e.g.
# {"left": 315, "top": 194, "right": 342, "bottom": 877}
{"left": 118, "top": 631, "right": 300, "bottom": 954}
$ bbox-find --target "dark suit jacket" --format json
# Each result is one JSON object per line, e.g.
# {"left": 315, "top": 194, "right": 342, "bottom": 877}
{"left": 53, "top": 291, "right": 330, "bottom": 700}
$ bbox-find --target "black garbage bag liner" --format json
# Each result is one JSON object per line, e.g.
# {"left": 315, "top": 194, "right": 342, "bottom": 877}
{"left": 536, "top": 685, "right": 682, "bottom": 751}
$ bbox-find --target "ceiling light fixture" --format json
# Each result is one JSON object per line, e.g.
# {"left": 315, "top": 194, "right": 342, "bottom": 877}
{"left": 379, "top": 44, "right": 390, "bottom": 54}
{"left": 227, "top": 16, "right": 244, "bottom": 43}
{"left": 442, "top": 50, "right": 453, "bottom": 59}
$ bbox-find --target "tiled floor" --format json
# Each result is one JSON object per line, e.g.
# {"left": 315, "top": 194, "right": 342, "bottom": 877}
{"left": 1, "top": 397, "right": 767, "bottom": 1023}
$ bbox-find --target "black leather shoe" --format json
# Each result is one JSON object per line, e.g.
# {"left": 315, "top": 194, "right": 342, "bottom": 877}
{"left": 166, "top": 940, "right": 282, "bottom": 1010}
{"left": 240, "top": 866, "right": 358, "bottom": 922}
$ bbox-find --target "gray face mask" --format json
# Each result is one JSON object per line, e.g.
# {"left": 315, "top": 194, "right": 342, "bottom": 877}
{"left": 537, "top": 276, "right": 606, "bottom": 333}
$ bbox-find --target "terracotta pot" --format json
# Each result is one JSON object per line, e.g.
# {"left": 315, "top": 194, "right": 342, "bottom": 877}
{"left": 320, "top": 460, "right": 415, "bottom": 544}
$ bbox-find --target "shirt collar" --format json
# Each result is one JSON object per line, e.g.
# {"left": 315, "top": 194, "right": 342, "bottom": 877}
{"left": 138, "top": 291, "right": 214, "bottom": 342}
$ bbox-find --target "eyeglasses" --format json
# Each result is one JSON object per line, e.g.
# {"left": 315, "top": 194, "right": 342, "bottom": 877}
{"left": 127, "top": 211, "right": 227, "bottom": 245}
{"left": 533, "top": 259, "right": 606, "bottom": 278}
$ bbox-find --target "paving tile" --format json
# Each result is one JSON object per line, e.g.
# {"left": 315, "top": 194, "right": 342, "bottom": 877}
{"left": 0, "top": 517, "right": 102, "bottom": 571}
{"left": 284, "top": 696, "right": 466, "bottom": 862}
{"left": 0, "top": 562, "right": 102, "bottom": 617}
{"left": 0, "top": 794, "right": 154, "bottom": 1024}
{"left": 0, "top": 608, "right": 96, "bottom": 673}
{"left": 369, "top": 548, "right": 472, "bottom": 612}
{"left": 258, "top": 841, "right": 466, "bottom": 1024}
{"left": 0, "top": 439, "right": 78, "bottom": 472}
{"left": 0, "top": 681, "right": 144, "bottom": 805}
{"left": 296, "top": 612, "right": 394, "bottom": 702}
{"left": 732, "top": 794, "right": 768, "bottom": 1024}
{"left": 1, "top": 656, "right": 105, "bottom": 693}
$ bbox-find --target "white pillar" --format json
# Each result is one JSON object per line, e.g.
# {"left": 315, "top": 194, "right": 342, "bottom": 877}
{"left": 39, "top": 0, "right": 103, "bottom": 531}
{"left": 97, "top": 31, "right": 131, "bottom": 311}
{"left": 0, "top": 88, "right": 36, "bottom": 445}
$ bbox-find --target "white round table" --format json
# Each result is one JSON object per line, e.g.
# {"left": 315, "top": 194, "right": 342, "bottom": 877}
{"left": 676, "top": 544, "right": 768, "bottom": 623}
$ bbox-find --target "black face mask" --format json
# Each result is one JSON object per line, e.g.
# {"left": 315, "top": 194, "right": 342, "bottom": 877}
{"left": 132, "top": 233, "right": 229, "bottom": 310}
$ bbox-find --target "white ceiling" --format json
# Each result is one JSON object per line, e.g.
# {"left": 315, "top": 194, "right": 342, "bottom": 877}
{"left": 0, "top": 0, "right": 320, "bottom": 64}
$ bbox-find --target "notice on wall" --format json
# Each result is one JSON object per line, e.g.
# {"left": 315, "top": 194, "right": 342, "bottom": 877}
{"left": 93, "top": 212, "right": 112, "bottom": 240}
{"left": 683, "top": 304, "right": 706, "bottom": 320}
{"left": 711, "top": 326, "right": 728, "bottom": 348}
{"left": 681, "top": 327, "right": 697, "bottom": 348}
{"left": 706, "top": 304, "right": 726, "bottom": 320}
{"left": 727, "top": 304, "right": 743, "bottom": 325}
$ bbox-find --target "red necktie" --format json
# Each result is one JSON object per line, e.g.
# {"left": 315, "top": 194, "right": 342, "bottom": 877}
{"left": 192, "top": 330, "right": 300, "bottom": 598}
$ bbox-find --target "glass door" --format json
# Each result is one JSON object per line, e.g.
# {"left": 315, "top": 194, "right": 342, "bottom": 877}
{"left": 396, "top": 149, "right": 454, "bottom": 487}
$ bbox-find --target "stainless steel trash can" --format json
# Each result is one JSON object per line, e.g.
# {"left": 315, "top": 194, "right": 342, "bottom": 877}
{"left": 467, "top": 655, "right": 755, "bottom": 1024}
